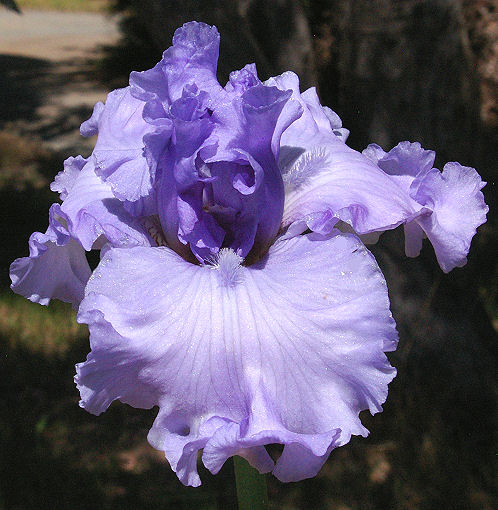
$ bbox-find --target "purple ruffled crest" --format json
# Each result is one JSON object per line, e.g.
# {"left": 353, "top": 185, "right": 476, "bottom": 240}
{"left": 225, "top": 63, "right": 260, "bottom": 95}
{"left": 130, "top": 22, "right": 303, "bottom": 262}
{"left": 129, "top": 22, "right": 222, "bottom": 118}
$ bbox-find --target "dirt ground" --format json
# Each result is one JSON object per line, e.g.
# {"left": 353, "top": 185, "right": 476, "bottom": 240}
{"left": 0, "top": 9, "right": 119, "bottom": 154}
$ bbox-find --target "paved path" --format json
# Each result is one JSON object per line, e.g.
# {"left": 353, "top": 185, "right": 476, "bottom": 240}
{"left": 0, "top": 9, "right": 120, "bottom": 154}
{"left": 0, "top": 9, "right": 119, "bottom": 60}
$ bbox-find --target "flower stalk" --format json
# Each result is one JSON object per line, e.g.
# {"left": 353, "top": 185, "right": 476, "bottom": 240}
{"left": 234, "top": 456, "right": 268, "bottom": 510}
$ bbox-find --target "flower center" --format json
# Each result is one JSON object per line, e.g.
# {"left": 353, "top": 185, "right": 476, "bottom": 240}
{"left": 207, "top": 248, "right": 244, "bottom": 287}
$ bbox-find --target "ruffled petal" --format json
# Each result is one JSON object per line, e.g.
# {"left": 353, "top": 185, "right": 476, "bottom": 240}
{"left": 128, "top": 23, "right": 227, "bottom": 262}
{"left": 282, "top": 140, "right": 422, "bottom": 235}
{"left": 362, "top": 141, "right": 435, "bottom": 194}
{"left": 225, "top": 63, "right": 260, "bottom": 95}
{"left": 90, "top": 87, "right": 167, "bottom": 202}
{"left": 155, "top": 115, "right": 219, "bottom": 263}
{"left": 266, "top": 74, "right": 422, "bottom": 236}
{"left": 75, "top": 310, "right": 158, "bottom": 414}
{"left": 266, "top": 71, "right": 347, "bottom": 153}
{"left": 50, "top": 155, "right": 86, "bottom": 200}
{"left": 201, "top": 382, "right": 342, "bottom": 482}
{"left": 363, "top": 141, "right": 488, "bottom": 271}
{"left": 130, "top": 22, "right": 222, "bottom": 114}
{"left": 265, "top": 71, "right": 322, "bottom": 147}
{"left": 159, "top": 21, "right": 222, "bottom": 104}
{"left": 156, "top": 81, "right": 301, "bottom": 262}
{"left": 60, "top": 158, "right": 150, "bottom": 250}
{"left": 413, "top": 163, "right": 488, "bottom": 272}
{"left": 76, "top": 232, "right": 397, "bottom": 485}
{"left": 10, "top": 204, "right": 91, "bottom": 306}
{"left": 80, "top": 101, "right": 105, "bottom": 137}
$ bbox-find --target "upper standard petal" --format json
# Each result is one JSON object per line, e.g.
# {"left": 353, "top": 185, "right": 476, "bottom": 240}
{"left": 89, "top": 87, "right": 166, "bottom": 203}
{"left": 203, "top": 84, "right": 301, "bottom": 259}
{"left": 130, "top": 22, "right": 222, "bottom": 116}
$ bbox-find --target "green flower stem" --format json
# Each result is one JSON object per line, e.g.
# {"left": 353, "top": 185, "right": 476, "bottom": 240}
{"left": 233, "top": 456, "right": 269, "bottom": 510}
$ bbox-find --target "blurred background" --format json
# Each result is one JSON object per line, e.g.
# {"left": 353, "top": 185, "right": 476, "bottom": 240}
{"left": 0, "top": 1, "right": 496, "bottom": 509}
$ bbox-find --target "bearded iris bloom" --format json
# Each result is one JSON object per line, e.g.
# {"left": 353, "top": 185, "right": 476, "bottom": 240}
{"left": 10, "top": 22, "right": 488, "bottom": 487}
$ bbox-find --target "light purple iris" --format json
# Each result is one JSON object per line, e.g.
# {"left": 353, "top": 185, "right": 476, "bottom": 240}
{"left": 10, "top": 22, "right": 488, "bottom": 486}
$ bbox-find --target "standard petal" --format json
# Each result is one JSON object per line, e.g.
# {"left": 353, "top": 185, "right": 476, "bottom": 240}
{"left": 90, "top": 87, "right": 166, "bottom": 202}
{"left": 265, "top": 71, "right": 321, "bottom": 147}
{"left": 225, "top": 63, "right": 260, "bottom": 95}
{"left": 282, "top": 140, "right": 422, "bottom": 235}
{"left": 10, "top": 205, "right": 91, "bottom": 306}
{"left": 130, "top": 22, "right": 222, "bottom": 113}
{"left": 76, "top": 231, "right": 397, "bottom": 485}
{"left": 164, "top": 22, "right": 222, "bottom": 102}
{"left": 266, "top": 71, "right": 346, "bottom": 153}
{"left": 413, "top": 163, "right": 488, "bottom": 272}
{"left": 201, "top": 84, "right": 301, "bottom": 259}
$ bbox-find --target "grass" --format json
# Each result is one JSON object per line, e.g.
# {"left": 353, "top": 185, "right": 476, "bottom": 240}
{"left": 16, "top": 0, "right": 109, "bottom": 12}
{"left": 0, "top": 291, "right": 85, "bottom": 355}
{"left": 0, "top": 131, "right": 50, "bottom": 190}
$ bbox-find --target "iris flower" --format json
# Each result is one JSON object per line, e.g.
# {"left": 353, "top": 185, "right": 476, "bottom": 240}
{"left": 10, "top": 22, "right": 488, "bottom": 486}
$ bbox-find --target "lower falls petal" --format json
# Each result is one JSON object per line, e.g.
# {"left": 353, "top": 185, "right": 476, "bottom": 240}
{"left": 75, "top": 231, "right": 398, "bottom": 486}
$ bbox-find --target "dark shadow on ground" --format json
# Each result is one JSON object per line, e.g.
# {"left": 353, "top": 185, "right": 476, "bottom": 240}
{"left": 0, "top": 52, "right": 105, "bottom": 156}
{"left": 0, "top": 328, "right": 237, "bottom": 509}
{"left": 0, "top": 54, "right": 52, "bottom": 125}
{"left": 0, "top": 184, "right": 56, "bottom": 288}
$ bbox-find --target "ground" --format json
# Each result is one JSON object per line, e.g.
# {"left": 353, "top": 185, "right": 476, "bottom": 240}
{"left": 0, "top": 8, "right": 119, "bottom": 154}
